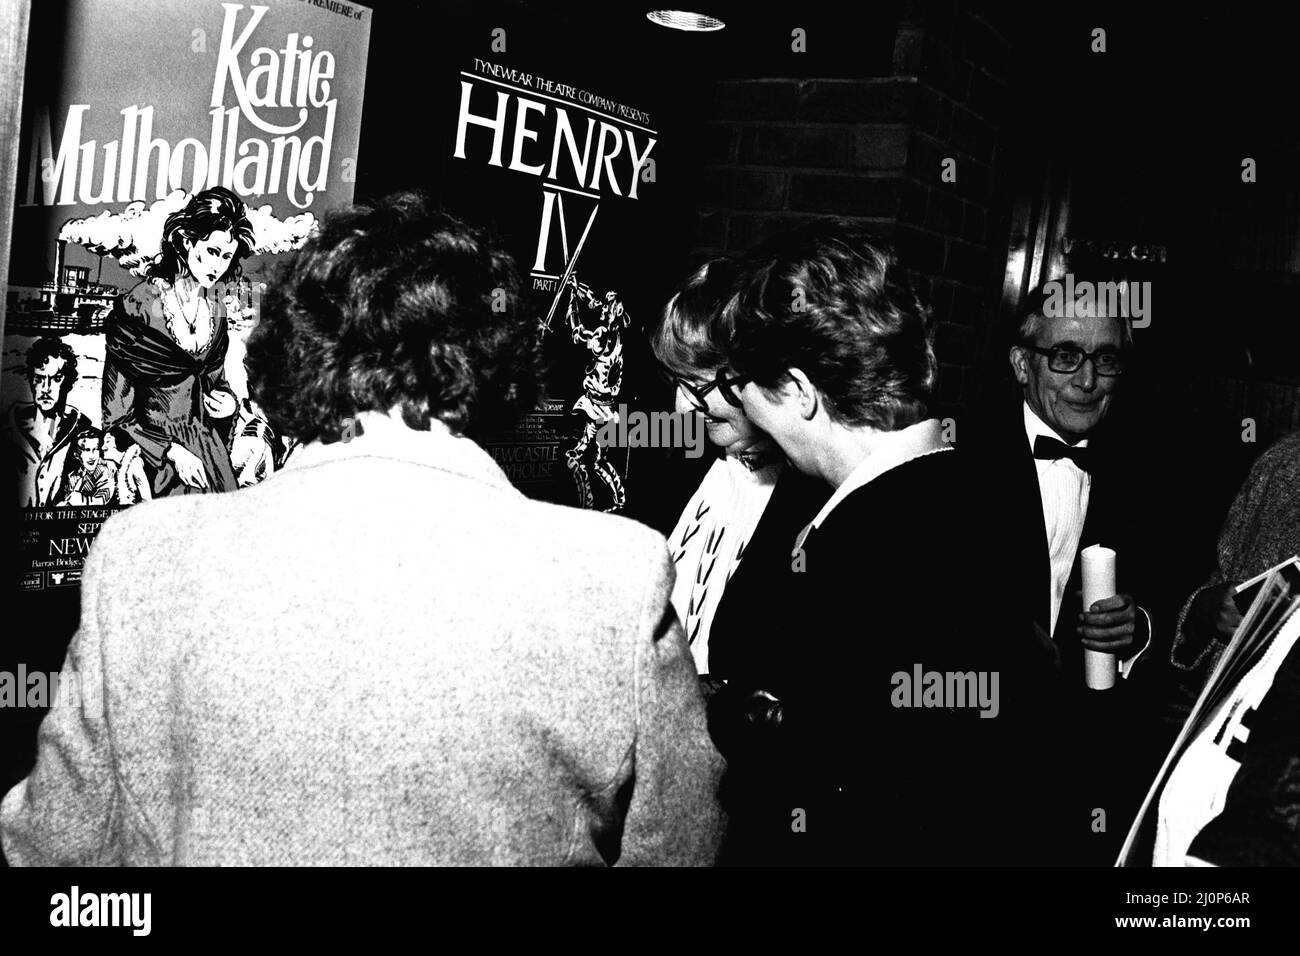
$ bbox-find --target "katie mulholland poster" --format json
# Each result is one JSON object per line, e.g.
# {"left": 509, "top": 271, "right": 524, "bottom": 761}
{"left": 1, "top": 0, "right": 371, "bottom": 594}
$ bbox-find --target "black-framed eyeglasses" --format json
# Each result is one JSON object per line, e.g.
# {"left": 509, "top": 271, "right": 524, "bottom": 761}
{"left": 670, "top": 367, "right": 751, "bottom": 412}
{"left": 1022, "top": 344, "right": 1126, "bottom": 377}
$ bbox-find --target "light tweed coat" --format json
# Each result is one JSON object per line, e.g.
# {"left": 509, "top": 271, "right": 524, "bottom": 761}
{"left": 1, "top": 414, "right": 725, "bottom": 866}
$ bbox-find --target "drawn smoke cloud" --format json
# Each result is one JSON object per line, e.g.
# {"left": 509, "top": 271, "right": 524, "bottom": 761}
{"left": 57, "top": 189, "right": 317, "bottom": 276}
{"left": 245, "top": 204, "right": 316, "bottom": 254}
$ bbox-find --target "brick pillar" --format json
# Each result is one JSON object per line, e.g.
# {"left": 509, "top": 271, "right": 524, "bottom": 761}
{"left": 691, "top": 2, "right": 1014, "bottom": 419}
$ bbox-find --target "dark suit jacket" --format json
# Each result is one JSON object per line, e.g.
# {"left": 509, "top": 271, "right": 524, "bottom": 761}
{"left": 960, "top": 399, "right": 1164, "bottom": 864}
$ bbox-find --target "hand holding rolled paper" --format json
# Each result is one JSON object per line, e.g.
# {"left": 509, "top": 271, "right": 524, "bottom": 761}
{"left": 1077, "top": 545, "right": 1137, "bottom": 689}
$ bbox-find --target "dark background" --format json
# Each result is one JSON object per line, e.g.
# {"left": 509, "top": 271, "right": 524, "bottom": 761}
{"left": 7, "top": 0, "right": 1300, "bottom": 859}
{"left": 351, "top": 0, "right": 1300, "bottom": 537}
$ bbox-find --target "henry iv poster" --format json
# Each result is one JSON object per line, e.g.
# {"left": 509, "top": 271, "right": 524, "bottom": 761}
{"left": 1, "top": 0, "right": 371, "bottom": 592}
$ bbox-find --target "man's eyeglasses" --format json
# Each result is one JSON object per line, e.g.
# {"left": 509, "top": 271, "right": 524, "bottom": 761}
{"left": 669, "top": 367, "right": 751, "bottom": 412}
{"left": 1021, "top": 344, "right": 1126, "bottom": 377}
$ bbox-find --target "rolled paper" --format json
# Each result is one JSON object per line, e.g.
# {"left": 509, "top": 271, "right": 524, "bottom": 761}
{"left": 1081, "top": 544, "right": 1119, "bottom": 690}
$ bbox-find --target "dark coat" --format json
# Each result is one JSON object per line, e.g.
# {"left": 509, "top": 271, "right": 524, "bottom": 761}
{"left": 708, "top": 449, "right": 1053, "bottom": 866}
{"left": 708, "top": 466, "right": 831, "bottom": 685}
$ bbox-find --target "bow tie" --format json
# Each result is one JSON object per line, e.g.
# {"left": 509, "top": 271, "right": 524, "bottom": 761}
{"left": 1033, "top": 435, "right": 1094, "bottom": 473}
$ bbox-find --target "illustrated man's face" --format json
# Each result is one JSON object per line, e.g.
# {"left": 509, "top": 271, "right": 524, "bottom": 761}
{"left": 76, "top": 434, "right": 101, "bottom": 469}
{"left": 30, "top": 356, "right": 68, "bottom": 413}
{"left": 1010, "top": 307, "right": 1125, "bottom": 444}
{"left": 185, "top": 229, "right": 238, "bottom": 289}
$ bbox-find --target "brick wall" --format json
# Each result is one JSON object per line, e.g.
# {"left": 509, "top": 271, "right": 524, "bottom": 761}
{"left": 690, "top": 2, "right": 1015, "bottom": 419}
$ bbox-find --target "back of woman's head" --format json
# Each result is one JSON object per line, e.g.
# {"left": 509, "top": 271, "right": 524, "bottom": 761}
{"left": 725, "top": 221, "right": 936, "bottom": 431}
{"left": 245, "top": 192, "right": 540, "bottom": 444}
{"left": 650, "top": 256, "right": 742, "bottom": 377}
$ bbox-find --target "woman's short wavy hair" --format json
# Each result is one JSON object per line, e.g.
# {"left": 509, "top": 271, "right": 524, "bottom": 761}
{"left": 723, "top": 220, "right": 936, "bottom": 431}
{"left": 245, "top": 192, "right": 540, "bottom": 444}
{"left": 649, "top": 257, "right": 741, "bottom": 377}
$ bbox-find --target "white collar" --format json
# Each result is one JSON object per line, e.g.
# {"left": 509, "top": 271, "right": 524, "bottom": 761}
{"left": 1022, "top": 401, "right": 1089, "bottom": 453}
{"left": 796, "top": 418, "right": 951, "bottom": 549}
{"left": 283, "top": 411, "right": 519, "bottom": 493}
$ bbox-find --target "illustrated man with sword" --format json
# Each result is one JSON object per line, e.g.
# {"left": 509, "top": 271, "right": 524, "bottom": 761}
{"left": 561, "top": 274, "right": 631, "bottom": 511}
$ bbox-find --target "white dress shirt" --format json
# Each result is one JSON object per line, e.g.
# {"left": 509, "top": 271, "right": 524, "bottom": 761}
{"left": 1023, "top": 403, "right": 1091, "bottom": 637}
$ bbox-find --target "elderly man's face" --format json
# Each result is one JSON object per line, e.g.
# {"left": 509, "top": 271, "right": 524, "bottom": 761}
{"left": 31, "top": 357, "right": 68, "bottom": 414}
{"left": 1011, "top": 308, "right": 1125, "bottom": 444}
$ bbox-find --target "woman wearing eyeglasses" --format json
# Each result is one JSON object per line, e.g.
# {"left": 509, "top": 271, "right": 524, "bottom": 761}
{"left": 651, "top": 258, "right": 829, "bottom": 684}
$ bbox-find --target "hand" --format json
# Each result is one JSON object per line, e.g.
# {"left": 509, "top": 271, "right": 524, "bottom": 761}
{"left": 166, "top": 443, "right": 209, "bottom": 490}
{"left": 706, "top": 684, "right": 784, "bottom": 761}
{"left": 203, "top": 390, "right": 237, "bottom": 419}
{"left": 1076, "top": 592, "right": 1139, "bottom": 656}
{"left": 1189, "top": 581, "right": 1243, "bottom": 643}
{"left": 567, "top": 275, "right": 594, "bottom": 300}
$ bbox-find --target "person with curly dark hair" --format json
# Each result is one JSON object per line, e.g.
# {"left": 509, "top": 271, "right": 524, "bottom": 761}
{"left": 244, "top": 192, "right": 539, "bottom": 445}
{"left": 1, "top": 192, "right": 725, "bottom": 867}
{"left": 704, "top": 221, "right": 1043, "bottom": 866}
{"left": 102, "top": 185, "right": 257, "bottom": 498}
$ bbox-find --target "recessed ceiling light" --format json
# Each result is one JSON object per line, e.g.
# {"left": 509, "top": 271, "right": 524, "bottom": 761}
{"left": 646, "top": 10, "right": 726, "bottom": 32}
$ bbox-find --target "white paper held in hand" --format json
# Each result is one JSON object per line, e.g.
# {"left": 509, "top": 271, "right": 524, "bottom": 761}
{"left": 1081, "top": 544, "right": 1118, "bottom": 690}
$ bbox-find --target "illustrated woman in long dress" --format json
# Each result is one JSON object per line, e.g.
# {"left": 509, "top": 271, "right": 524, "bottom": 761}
{"left": 103, "top": 187, "right": 256, "bottom": 498}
